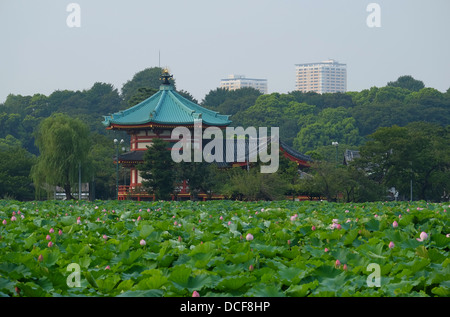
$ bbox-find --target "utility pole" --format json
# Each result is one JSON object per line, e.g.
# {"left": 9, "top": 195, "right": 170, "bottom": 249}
{"left": 332, "top": 142, "right": 339, "bottom": 165}
{"left": 78, "top": 161, "right": 81, "bottom": 200}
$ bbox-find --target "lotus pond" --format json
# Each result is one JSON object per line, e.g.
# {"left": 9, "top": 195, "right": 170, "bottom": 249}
{"left": 0, "top": 200, "right": 448, "bottom": 297}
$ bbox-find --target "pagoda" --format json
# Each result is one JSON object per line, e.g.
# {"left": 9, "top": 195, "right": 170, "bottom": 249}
{"left": 102, "top": 69, "right": 231, "bottom": 200}
{"left": 103, "top": 69, "right": 312, "bottom": 200}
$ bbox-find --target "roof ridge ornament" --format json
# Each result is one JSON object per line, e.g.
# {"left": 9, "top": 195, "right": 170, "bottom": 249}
{"left": 160, "top": 68, "right": 174, "bottom": 85}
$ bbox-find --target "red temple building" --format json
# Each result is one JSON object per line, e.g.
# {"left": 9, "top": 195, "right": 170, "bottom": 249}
{"left": 103, "top": 70, "right": 311, "bottom": 200}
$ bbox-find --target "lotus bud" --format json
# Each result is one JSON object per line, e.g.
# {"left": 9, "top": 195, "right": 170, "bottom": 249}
{"left": 246, "top": 233, "right": 254, "bottom": 241}
{"left": 192, "top": 291, "right": 200, "bottom": 297}
{"left": 140, "top": 239, "right": 146, "bottom": 246}
{"left": 392, "top": 221, "right": 398, "bottom": 228}
{"left": 49, "top": 228, "right": 54, "bottom": 233}
{"left": 38, "top": 254, "right": 43, "bottom": 262}
{"left": 389, "top": 241, "right": 395, "bottom": 249}
{"left": 416, "top": 231, "right": 428, "bottom": 241}
{"left": 48, "top": 241, "right": 53, "bottom": 247}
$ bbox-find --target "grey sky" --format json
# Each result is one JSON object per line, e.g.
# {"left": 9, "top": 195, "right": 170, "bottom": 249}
{"left": 1, "top": 0, "right": 449, "bottom": 104}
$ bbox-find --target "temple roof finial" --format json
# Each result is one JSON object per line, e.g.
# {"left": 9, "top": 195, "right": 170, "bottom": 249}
{"left": 160, "top": 68, "right": 174, "bottom": 85}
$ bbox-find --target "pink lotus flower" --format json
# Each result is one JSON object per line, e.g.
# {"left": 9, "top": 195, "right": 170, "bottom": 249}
{"left": 389, "top": 241, "right": 395, "bottom": 249}
{"left": 219, "top": 216, "right": 223, "bottom": 220}
{"left": 140, "top": 239, "right": 146, "bottom": 246}
{"left": 137, "top": 216, "right": 142, "bottom": 221}
{"left": 324, "top": 248, "right": 329, "bottom": 252}
{"left": 246, "top": 233, "right": 254, "bottom": 241}
{"left": 49, "top": 228, "right": 54, "bottom": 233}
{"left": 446, "top": 233, "right": 450, "bottom": 238}
{"left": 416, "top": 232, "right": 428, "bottom": 242}
{"left": 48, "top": 241, "right": 53, "bottom": 247}
{"left": 46, "top": 235, "right": 51, "bottom": 241}
{"left": 38, "top": 254, "right": 43, "bottom": 262}
{"left": 174, "top": 221, "right": 178, "bottom": 226}
{"left": 392, "top": 221, "right": 398, "bottom": 228}
{"left": 227, "top": 221, "right": 232, "bottom": 226}
{"left": 103, "top": 234, "right": 108, "bottom": 240}
{"left": 192, "top": 291, "right": 200, "bottom": 297}
{"left": 11, "top": 216, "right": 16, "bottom": 221}
{"left": 343, "top": 264, "right": 348, "bottom": 271}
{"left": 335, "top": 259, "right": 341, "bottom": 268}
{"left": 2, "top": 220, "right": 6, "bottom": 225}
{"left": 311, "top": 225, "right": 316, "bottom": 231}
{"left": 345, "top": 210, "right": 349, "bottom": 213}
{"left": 249, "top": 264, "right": 254, "bottom": 271}
{"left": 105, "top": 265, "right": 110, "bottom": 270}
{"left": 58, "top": 229, "right": 62, "bottom": 235}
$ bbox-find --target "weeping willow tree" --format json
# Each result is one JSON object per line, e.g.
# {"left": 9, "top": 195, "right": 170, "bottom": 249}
{"left": 31, "top": 113, "right": 91, "bottom": 200}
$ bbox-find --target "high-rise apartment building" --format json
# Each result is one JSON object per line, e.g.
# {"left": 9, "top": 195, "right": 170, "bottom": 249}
{"left": 295, "top": 59, "right": 347, "bottom": 94}
{"left": 220, "top": 75, "right": 268, "bottom": 94}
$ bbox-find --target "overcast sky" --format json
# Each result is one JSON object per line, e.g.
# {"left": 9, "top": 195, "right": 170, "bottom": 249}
{"left": 1, "top": 0, "right": 449, "bottom": 104}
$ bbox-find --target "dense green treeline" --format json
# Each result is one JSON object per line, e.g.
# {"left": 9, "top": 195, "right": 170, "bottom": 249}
{"left": 0, "top": 68, "right": 449, "bottom": 201}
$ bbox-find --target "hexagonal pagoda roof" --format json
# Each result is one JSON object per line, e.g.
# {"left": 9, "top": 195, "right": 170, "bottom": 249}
{"left": 103, "top": 76, "right": 231, "bottom": 129}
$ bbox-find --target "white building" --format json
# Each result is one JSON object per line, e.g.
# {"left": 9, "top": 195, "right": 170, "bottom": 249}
{"left": 220, "top": 75, "right": 268, "bottom": 94}
{"left": 295, "top": 59, "right": 347, "bottom": 94}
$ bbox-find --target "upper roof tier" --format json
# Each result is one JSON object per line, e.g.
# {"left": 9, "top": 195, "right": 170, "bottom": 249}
{"left": 103, "top": 76, "right": 231, "bottom": 129}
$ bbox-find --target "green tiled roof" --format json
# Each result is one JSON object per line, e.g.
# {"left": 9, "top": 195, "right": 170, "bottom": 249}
{"left": 103, "top": 84, "right": 231, "bottom": 127}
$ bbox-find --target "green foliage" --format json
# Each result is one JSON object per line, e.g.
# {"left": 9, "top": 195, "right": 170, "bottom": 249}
{"left": 0, "top": 141, "right": 35, "bottom": 200}
{"left": 121, "top": 67, "right": 172, "bottom": 105}
{"left": 31, "top": 113, "right": 92, "bottom": 200}
{"left": 137, "top": 138, "right": 175, "bottom": 200}
{"left": 356, "top": 123, "right": 450, "bottom": 201}
{"left": 224, "top": 168, "right": 288, "bottom": 201}
{"left": 387, "top": 75, "right": 425, "bottom": 92}
{"left": 0, "top": 199, "right": 447, "bottom": 297}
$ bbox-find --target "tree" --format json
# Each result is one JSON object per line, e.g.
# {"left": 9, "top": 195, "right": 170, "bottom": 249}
{"left": 0, "top": 139, "right": 35, "bottom": 200}
{"left": 356, "top": 123, "right": 450, "bottom": 201}
{"left": 224, "top": 168, "right": 288, "bottom": 201}
{"left": 137, "top": 138, "right": 175, "bottom": 200}
{"left": 387, "top": 75, "right": 425, "bottom": 92}
{"left": 31, "top": 113, "right": 91, "bottom": 200}
{"left": 293, "top": 107, "right": 363, "bottom": 153}
{"left": 121, "top": 67, "right": 175, "bottom": 105}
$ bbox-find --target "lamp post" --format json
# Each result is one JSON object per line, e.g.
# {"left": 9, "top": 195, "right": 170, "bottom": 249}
{"left": 332, "top": 141, "right": 339, "bottom": 165}
{"left": 114, "top": 139, "right": 124, "bottom": 199}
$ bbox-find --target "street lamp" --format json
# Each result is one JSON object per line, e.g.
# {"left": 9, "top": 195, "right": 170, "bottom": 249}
{"left": 332, "top": 141, "right": 339, "bottom": 165}
{"left": 114, "top": 139, "right": 124, "bottom": 199}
